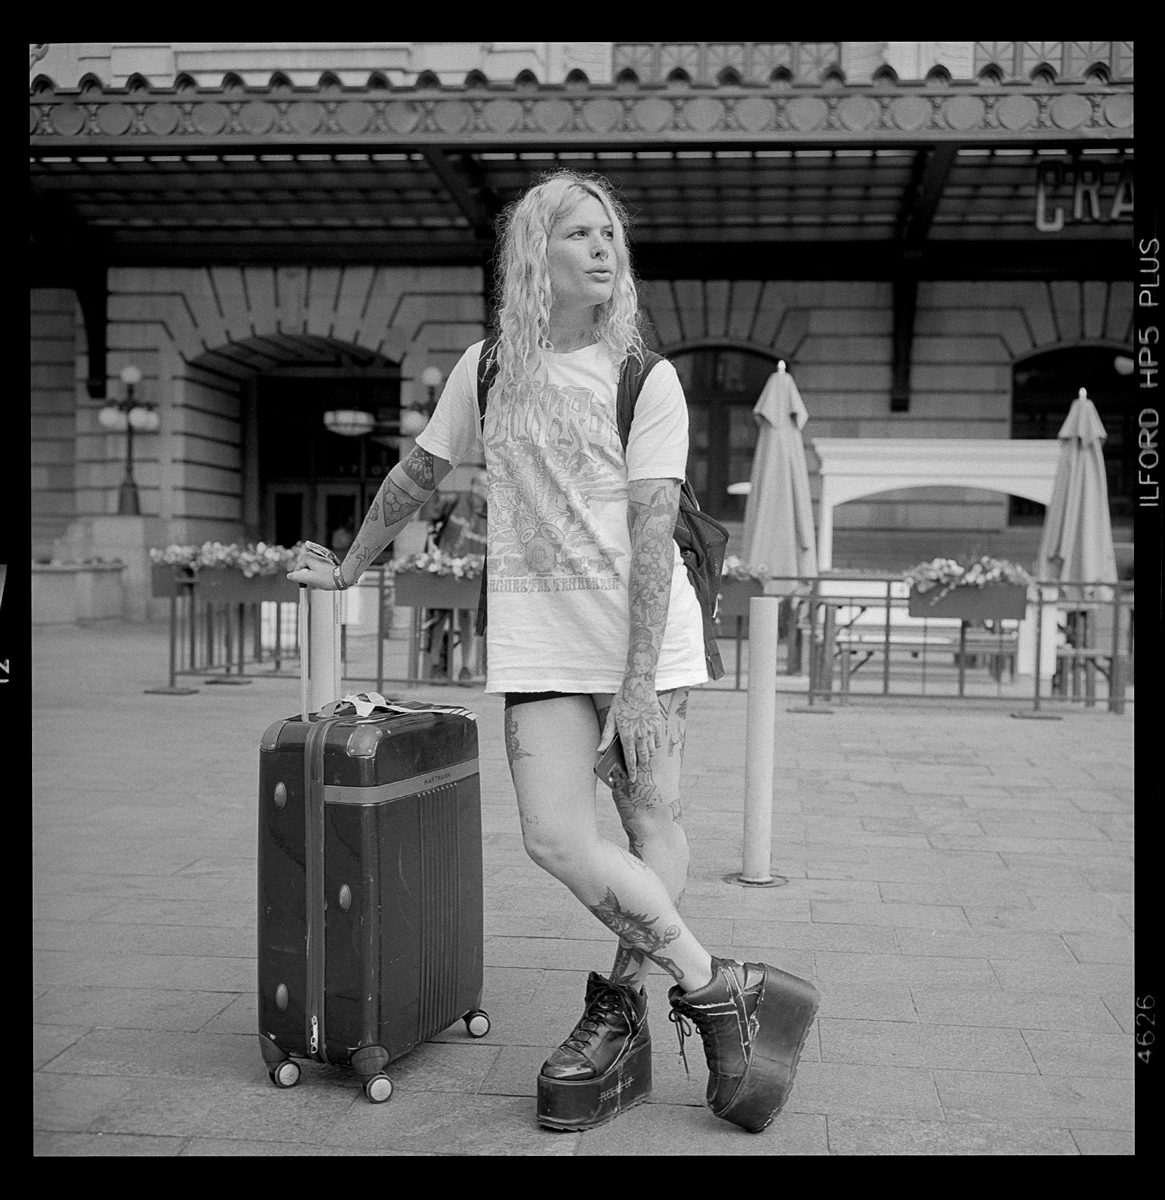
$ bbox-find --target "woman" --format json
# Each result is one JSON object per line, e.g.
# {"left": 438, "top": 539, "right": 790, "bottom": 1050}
{"left": 420, "top": 467, "right": 487, "bottom": 682}
{"left": 288, "top": 170, "right": 819, "bottom": 1134}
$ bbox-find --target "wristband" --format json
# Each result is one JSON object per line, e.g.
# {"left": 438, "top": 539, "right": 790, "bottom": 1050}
{"left": 332, "top": 564, "right": 350, "bottom": 591}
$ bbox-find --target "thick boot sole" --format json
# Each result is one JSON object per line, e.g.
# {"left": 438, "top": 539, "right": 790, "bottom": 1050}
{"left": 714, "top": 967, "right": 819, "bottom": 1134}
{"left": 536, "top": 1036, "right": 652, "bottom": 1131}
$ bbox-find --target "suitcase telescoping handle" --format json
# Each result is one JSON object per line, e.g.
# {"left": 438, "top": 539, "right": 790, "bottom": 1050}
{"left": 297, "top": 551, "right": 342, "bottom": 720}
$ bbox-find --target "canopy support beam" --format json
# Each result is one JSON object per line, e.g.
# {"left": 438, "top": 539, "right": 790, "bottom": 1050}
{"left": 890, "top": 145, "right": 958, "bottom": 413}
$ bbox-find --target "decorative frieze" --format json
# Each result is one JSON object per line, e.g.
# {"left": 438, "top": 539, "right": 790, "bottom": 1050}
{"left": 29, "top": 78, "right": 1135, "bottom": 148}
{"left": 30, "top": 41, "right": 1135, "bottom": 92}
{"left": 28, "top": 42, "right": 613, "bottom": 89}
{"left": 973, "top": 41, "right": 1133, "bottom": 82}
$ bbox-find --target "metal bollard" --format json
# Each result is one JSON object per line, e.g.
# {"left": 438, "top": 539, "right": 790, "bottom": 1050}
{"left": 740, "top": 596, "right": 781, "bottom": 885}
{"left": 298, "top": 585, "right": 342, "bottom": 720}
{"left": 1109, "top": 589, "right": 1125, "bottom": 715}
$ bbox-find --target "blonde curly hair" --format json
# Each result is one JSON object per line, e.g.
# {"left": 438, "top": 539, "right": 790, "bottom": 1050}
{"left": 487, "top": 169, "right": 647, "bottom": 405}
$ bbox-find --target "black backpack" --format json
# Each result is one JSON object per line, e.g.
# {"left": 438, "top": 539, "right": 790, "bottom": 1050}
{"left": 473, "top": 336, "right": 727, "bottom": 681}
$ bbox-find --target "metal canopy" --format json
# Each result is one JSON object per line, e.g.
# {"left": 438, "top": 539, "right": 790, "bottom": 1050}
{"left": 30, "top": 75, "right": 1134, "bottom": 281}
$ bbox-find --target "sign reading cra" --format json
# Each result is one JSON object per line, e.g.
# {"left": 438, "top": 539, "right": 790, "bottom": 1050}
{"left": 1035, "top": 159, "right": 1134, "bottom": 232}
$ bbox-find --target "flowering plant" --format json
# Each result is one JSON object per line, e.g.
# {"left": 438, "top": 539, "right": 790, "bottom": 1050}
{"left": 389, "top": 548, "right": 485, "bottom": 580}
{"left": 904, "top": 555, "right": 1033, "bottom": 601}
{"left": 149, "top": 540, "right": 300, "bottom": 577}
{"left": 721, "top": 555, "right": 770, "bottom": 583}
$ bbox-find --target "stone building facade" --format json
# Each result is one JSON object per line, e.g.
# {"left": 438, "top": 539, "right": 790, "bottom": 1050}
{"left": 29, "top": 42, "right": 1136, "bottom": 615}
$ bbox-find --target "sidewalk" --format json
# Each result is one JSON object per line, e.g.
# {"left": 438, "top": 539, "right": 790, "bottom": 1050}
{"left": 33, "top": 619, "right": 1135, "bottom": 1155}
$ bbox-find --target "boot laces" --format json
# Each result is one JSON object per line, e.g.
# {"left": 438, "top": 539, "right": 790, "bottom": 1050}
{"left": 564, "top": 990, "right": 621, "bottom": 1053}
{"left": 667, "top": 1007, "right": 697, "bottom": 1077}
{"left": 669, "top": 1001, "right": 728, "bottom": 1079}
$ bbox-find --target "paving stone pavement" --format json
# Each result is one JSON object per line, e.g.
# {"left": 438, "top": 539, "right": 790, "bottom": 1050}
{"left": 32, "top": 620, "right": 1136, "bottom": 1156}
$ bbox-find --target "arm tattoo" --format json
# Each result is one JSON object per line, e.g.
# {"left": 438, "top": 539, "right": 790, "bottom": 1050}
{"left": 624, "top": 479, "right": 680, "bottom": 688}
{"left": 340, "top": 449, "right": 441, "bottom": 583}
{"left": 399, "top": 444, "right": 437, "bottom": 491}
{"left": 586, "top": 887, "right": 684, "bottom": 981}
{"left": 379, "top": 478, "right": 424, "bottom": 529}
{"left": 664, "top": 688, "right": 688, "bottom": 758}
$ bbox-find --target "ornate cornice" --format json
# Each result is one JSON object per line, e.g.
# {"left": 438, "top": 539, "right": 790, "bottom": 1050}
{"left": 29, "top": 79, "right": 1133, "bottom": 150}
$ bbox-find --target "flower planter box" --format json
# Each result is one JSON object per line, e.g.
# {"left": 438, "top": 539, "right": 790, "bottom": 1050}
{"left": 152, "top": 565, "right": 295, "bottom": 604}
{"left": 392, "top": 570, "right": 481, "bottom": 611}
{"left": 32, "top": 562, "right": 126, "bottom": 623}
{"left": 907, "top": 583, "right": 1028, "bottom": 622}
{"left": 196, "top": 567, "right": 297, "bottom": 605}
{"left": 151, "top": 564, "right": 196, "bottom": 598}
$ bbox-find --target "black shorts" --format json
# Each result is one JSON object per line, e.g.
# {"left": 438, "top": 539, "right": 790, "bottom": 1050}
{"left": 502, "top": 691, "right": 582, "bottom": 710}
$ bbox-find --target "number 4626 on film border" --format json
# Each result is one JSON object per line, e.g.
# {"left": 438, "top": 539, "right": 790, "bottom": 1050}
{"left": 1136, "top": 995, "right": 1154, "bottom": 1065}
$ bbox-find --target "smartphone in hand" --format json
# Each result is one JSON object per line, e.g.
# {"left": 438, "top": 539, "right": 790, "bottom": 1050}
{"left": 594, "top": 738, "right": 629, "bottom": 788}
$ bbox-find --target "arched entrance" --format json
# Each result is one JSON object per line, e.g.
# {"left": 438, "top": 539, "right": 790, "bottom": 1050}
{"left": 669, "top": 344, "right": 782, "bottom": 520}
{"left": 1011, "top": 344, "right": 1136, "bottom": 524}
{"left": 253, "top": 344, "right": 402, "bottom": 552}
{"left": 184, "top": 333, "right": 401, "bottom": 553}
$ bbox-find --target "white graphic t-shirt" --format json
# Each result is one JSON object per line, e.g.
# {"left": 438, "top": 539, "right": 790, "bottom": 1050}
{"left": 416, "top": 340, "right": 708, "bottom": 694}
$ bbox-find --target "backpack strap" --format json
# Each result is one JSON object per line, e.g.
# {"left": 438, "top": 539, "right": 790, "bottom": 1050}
{"left": 476, "top": 334, "right": 501, "bottom": 421}
{"left": 615, "top": 350, "right": 665, "bottom": 449}
{"left": 473, "top": 335, "right": 500, "bottom": 637}
{"left": 618, "top": 350, "right": 699, "bottom": 506}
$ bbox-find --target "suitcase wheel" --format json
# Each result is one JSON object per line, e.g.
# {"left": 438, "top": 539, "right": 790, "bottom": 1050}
{"left": 270, "top": 1060, "right": 300, "bottom": 1089}
{"left": 465, "top": 1010, "right": 491, "bottom": 1039}
{"left": 364, "top": 1074, "right": 394, "bottom": 1104}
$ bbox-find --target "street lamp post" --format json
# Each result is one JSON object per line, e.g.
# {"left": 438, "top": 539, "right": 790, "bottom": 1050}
{"left": 399, "top": 365, "right": 444, "bottom": 438}
{"left": 98, "top": 364, "right": 159, "bottom": 515}
{"left": 420, "top": 365, "right": 444, "bottom": 411}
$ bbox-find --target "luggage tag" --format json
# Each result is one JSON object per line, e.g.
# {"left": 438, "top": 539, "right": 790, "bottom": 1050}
{"left": 319, "top": 691, "right": 477, "bottom": 721}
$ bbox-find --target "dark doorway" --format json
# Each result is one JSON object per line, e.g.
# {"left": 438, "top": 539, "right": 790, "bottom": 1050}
{"left": 670, "top": 346, "right": 782, "bottom": 520}
{"left": 257, "top": 369, "right": 401, "bottom": 555}
{"left": 1010, "top": 345, "right": 1137, "bottom": 524}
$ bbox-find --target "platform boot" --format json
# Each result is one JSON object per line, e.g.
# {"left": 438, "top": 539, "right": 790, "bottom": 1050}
{"left": 668, "top": 956, "right": 819, "bottom": 1133}
{"left": 536, "top": 971, "right": 652, "bottom": 1131}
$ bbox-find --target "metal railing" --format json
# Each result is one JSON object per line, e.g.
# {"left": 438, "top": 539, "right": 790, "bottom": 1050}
{"left": 714, "top": 574, "right": 1135, "bottom": 713}
{"left": 146, "top": 566, "right": 476, "bottom": 694}
{"left": 146, "top": 575, "right": 301, "bottom": 693}
{"left": 149, "top": 566, "right": 1135, "bottom": 713}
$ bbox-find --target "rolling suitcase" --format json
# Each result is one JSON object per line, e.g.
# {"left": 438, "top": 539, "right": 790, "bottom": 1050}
{"left": 257, "top": 586, "right": 489, "bottom": 1103}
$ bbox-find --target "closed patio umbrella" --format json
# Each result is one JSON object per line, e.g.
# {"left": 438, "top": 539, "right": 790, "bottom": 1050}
{"left": 1035, "top": 388, "right": 1118, "bottom": 602}
{"left": 740, "top": 361, "right": 817, "bottom": 596}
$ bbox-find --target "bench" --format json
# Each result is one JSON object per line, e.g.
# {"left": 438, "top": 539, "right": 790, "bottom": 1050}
{"left": 800, "top": 578, "right": 1021, "bottom": 699}
{"left": 1052, "top": 598, "right": 1134, "bottom": 709}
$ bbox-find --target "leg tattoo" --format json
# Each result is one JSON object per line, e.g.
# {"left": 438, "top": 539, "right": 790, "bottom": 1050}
{"left": 504, "top": 708, "right": 534, "bottom": 768}
{"left": 609, "top": 943, "right": 649, "bottom": 986}
{"left": 587, "top": 888, "right": 684, "bottom": 982}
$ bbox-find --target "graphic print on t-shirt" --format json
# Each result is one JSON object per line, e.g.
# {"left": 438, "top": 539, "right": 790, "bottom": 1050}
{"left": 485, "top": 381, "right": 627, "bottom": 593}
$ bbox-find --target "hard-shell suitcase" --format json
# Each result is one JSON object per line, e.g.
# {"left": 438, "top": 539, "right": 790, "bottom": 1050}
{"left": 257, "top": 589, "right": 489, "bottom": 1103}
